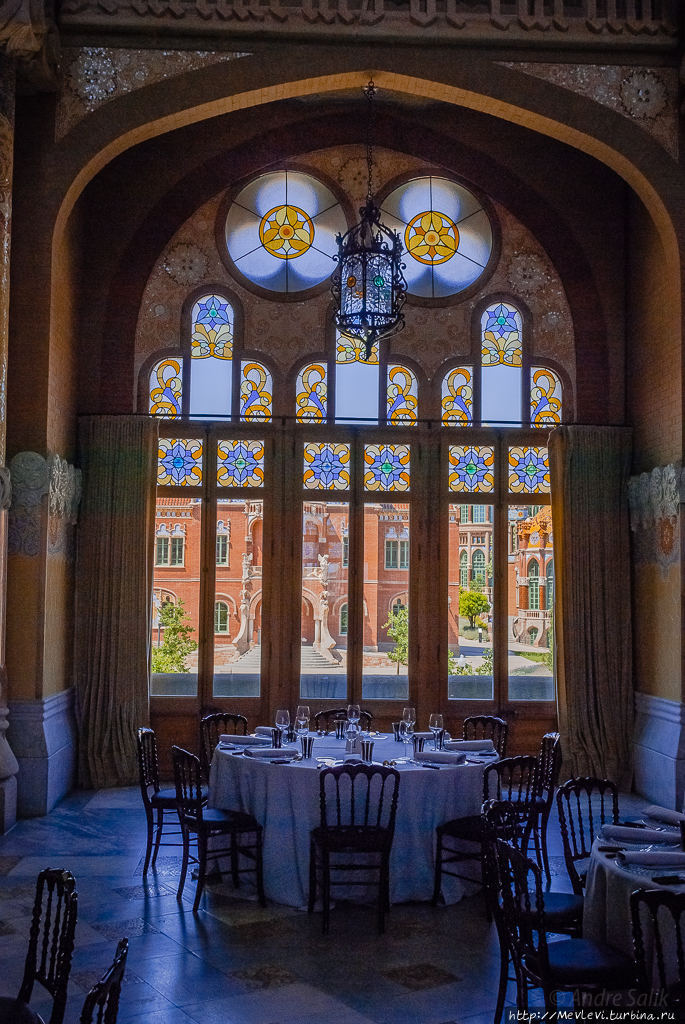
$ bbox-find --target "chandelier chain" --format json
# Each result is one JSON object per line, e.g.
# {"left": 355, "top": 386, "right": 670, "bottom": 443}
{"left": 364, "top": 80, "right": 377, "bottom": 202}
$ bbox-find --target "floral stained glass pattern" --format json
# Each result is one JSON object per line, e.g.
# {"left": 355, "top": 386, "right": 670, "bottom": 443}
{"left": 387, "top": 365, "right": 417, "bottom": 425}
{"left": 149, "top": 357, "right": 182, "bottom": 418}
{"left": 260, "top": 205, "right": 314, "bottom": 259}
{"left": 240, "top": 361, "right": 272, "bottom": 422}
{"left": 482, "top": 303, "right": 522, "bottom": 367}
{"left": 449, "top": 446, "right": 494, "bottom": 492}
{"left": 296, "top": 363, "right": 327, "bottom": 423}
{"left": 336, "top": 332, "right": 379, "bottom": 365}
{"left": 530, "top": 367, "right": 562, "bottom": 426}
{"left": 157, "top": 438, "right": 203, "bottom": 486}
{"left": 191, "top": 295, "right": 233, "bottom": 359}
{"left": 508, "top": 447, "right": 550, "bottom": 493}
{"left": 303, "top": 443, "right": 350, "bottom": 490}
{"left": 364, "top": 445, "right": 410, "bottom": 492}
{"left": 217, "top": 440, "right": 264, "bottom": 487}
{"left": 441, "top": 366, "right": 473, "bottom": 426}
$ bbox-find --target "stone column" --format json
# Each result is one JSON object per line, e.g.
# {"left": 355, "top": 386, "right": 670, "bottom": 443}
{"left": 0, "top": 56, "right": 16, "bottom": 831}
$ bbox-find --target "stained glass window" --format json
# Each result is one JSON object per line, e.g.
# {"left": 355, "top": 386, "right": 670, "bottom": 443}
{"left": 217, "top": 440, "right": 264, "bottom": 487}
{"left": 508, "top": 447, "right": 550, "bottom": 493}
{"left": 482, "top": 302, "right": 522, "bottom": 426}
{"left": 224, "top": 171, "right": 347, "bottom": 295}
{"left": 190, "top": 295, "right": 233, "bottom": 418}
{"left": 296, "top": 363, "right": 327, "bottom": 423}
{"left": 448, "top": 446, "right": 494, "bottom": 492}
{"left": 530, "top": 367, "right": 562, "bottom": 427}
{"left": 387, "top": 365, "right": 418, "bottom": 425}
{"left": 303, "top": 443, "right": 350, "bottom": 490}
{"left": 157, "top": 438, "right": 203, "bottom": 486}
{"left": 240, "top": 361, "right": 272, "bottom": 422}
{"left": 380, "top": 176, "right": 492, "bottom": 299}
{"left": 363, "top": 444, "right": 410, "bottom": 492}
{"left": 441, "top": 366, "right": 473, "bottom": 426}
{"left": 150, "top": 357, "right": 182, "bottom": 419}
{"left": 335, "top": 331, "right": 379, "bottom": 424}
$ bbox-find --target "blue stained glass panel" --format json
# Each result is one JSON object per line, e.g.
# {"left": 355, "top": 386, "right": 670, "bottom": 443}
{"left": 303, "top": 443, "right": 350, "bottom": 490}
{"left": 157, "top": 438, "right": 203, "bottom": 487}
{"left": 448, "top": 446, "right": 494, "bottom": 493}
{"left": 217, "top": 440, "right": 264, "bottom": 487}
{"left": 364, "top": 445, "right": 410, "bottom": 492}
{"left": 508, "top": 447, "right": 550, "bottom": 493}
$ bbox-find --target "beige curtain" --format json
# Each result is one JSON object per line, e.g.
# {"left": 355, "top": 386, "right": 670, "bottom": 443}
{"left": 74, "top": 416, "right": 158, "bottom": 788}
{"left": 548, "top": 426, "right": 633, "bottom": 790}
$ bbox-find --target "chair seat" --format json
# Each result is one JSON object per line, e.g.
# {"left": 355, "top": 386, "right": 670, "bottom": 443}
{"left": 151, "top": 788, "right": 178, "bottom": 807}
{"left": 542, "top": 891, "right": 584, "bottom": 932}
{"left": 185, "top": 807, "right": 261, "bottom": 832}
{"left": 439, "top": 815, "right": 483, "bottom": 842}
{"left": 530, "top": 937, "right": 634, "bottom": 987}
{"left": 0, "top": 996, "right": 45, "bottom": 1023}
{"left": 311, "top": 825, "right": 392, "bottom": 854}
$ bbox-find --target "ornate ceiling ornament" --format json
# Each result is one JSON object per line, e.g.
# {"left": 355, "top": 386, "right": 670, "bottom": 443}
{"left": 164, "top": 244, "right": 208, "bottom": 286}
{"left": 620, "top": 70, "right": 667, "bottom": 120}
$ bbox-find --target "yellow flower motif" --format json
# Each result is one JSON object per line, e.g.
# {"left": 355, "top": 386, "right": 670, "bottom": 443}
{"left": 259, "top": 205, "right": 314, "bottom": 259}
{"left": 405, "top": 211, "right": 459, "bottom": 265}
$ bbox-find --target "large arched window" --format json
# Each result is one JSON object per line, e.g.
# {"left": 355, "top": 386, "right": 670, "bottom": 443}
{"left": 472, "top": 549, "right": 486, "bottom": 586}
{"left": 215, "top": 600, "right": 230, "bottom": 634}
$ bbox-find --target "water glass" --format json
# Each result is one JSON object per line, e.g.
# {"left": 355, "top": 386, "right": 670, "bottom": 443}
{"left": 275, "top": 709, "right": 290, "bottom": 745}
{"left": 399, "top": 720, "right": 414, "bottom": 760}
{"left": 412, "top": 735, "right": 425, "bottom": 753}
{"left": 360, "top": 739, "right": 375, "bottom": 763}
{"left": 392, "top": 722, "right": 402, "bottom": 742}
{"left": 429, "top": 713, "right": 444, "bottom": 750}
{"left": 335, "top": 718, "right": 346, "bottom": 740}
{"left": 300, "top": 735, "right": 315, "bottom": 758}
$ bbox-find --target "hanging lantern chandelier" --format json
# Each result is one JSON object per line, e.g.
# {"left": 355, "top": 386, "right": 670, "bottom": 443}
{"left": 331, "top": 82, "right": 407, "bottom": 361}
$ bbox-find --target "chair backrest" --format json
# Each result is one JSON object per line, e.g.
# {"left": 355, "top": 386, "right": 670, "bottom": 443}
{"left": 463, "top": 715, "right": 508, "bottom": 758}
{"left": 630, "top": 888, "right": 685, "bottom": 1002}
{"left": 18, "top": 868, "right": 78, "bottom": 1024}
{"left": 79, "top": 938, "right": 128, "bottom": 1024}
{"left": 137, "top": 727, "right": 161, "bottom": 806}
{"left": 535, "top": 731, "right": 562, "bottom": 804}
{"left": 314, "top": 708, "right": 374, "bottom": 734}
{"left": 319, "top": 763, "right": 400, "bottom": 836}
{"left": 483, "top": 755, "right": 538, "bottom": 812}
{"left": 480, "top": 799, "right": 525, "bottom": 921}
{"left": 200, "top": 713, "right": 249, "bottom": 779}
{"left": 172, "top": 746, "right": 205, "bottom": 825}
{"left": 494, "top": 838, "right": 548, "bottom": 990}
{"left": 556, "top": 777, "right": 620, "bottom": 895}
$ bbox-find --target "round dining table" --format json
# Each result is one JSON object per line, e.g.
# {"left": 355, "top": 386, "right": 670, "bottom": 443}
{"left": 208, "top": 732, "right": 495, "bottom": 908}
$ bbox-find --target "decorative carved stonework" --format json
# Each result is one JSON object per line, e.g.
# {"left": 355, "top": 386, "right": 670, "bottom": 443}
{"left": 628, "top": 463, "right": 681, "bottom": 576}
{"left": 56, "top": 47, "right": 250, "bottom": 139}
{"left": 500, "top": 63, "right": 678, "bottom": 159}
{"left": 8, "top": 451, "right": 81, "bottom": 557}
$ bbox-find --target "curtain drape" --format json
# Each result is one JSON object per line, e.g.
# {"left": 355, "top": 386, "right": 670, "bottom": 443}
{"left": 74, "top": 416, "right": 158, "bottom": 788}
{"left": 548, "top": 425, "right": 633, "bottom": 790}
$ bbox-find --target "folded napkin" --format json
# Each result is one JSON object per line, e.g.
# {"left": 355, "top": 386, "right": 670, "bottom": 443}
{"left": 414, "top": 750, "right": 466, "bottom": 765}
{"left": 644, "top": 804, "right": 685, "bottom": 826}
{"left": 254, "top": 726, "right": 275, "bottom": 737}
{"left": 617, "top": 850, "right": 685, "bottom": 867}
{"left": 444, "top": 739, "right": 495, "bottom": 753}
{"left": 600, "top": 825, "right": 679, "bottom": 845}
{"left": 220, "top": 734, "right": 270, "bottom": 747}
{"left": 243, "top": 747, "right": 293, "bottom": 759}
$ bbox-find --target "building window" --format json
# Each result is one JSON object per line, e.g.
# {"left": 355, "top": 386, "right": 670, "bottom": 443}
{"left": 399, "top": 539, "right": 409, "bottom": 570}
{"left": 385, "top": 540, "right": 398, "bottom": 569}
{"left": 460, "top": 505, "right": 469, "bottom": 523}
{"left": 473, "top": 505, "right": 486, "bottom": 524}
{"left": 340, "top": 603, "right": 348, "bottom": 635}
{"left": 216, "top": 533, "right": 229, "bottom": 566}
{"left": 342, "top": 535, "right": 349, "bottom": 566}
{"left": 215, "top": 601, "right": 230, "bottom": 634}
{"left": 460, "top": 550, "right": 468, "bottom": 588}
{"left": 472, "top": 549, "right": 486, "bottom": 585}
{"left": 156, "top": 536, "right": 169, "bottom": 565}
{"left": 170, "top": 537, "right": 184, "bottom": 566}
{"left": 528, "top": 558, "right": 540, "bottom": 610}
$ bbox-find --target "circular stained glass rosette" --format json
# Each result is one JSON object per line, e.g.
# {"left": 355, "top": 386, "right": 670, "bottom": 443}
{"left": 380, "top": 176, "right": 493, "bottom": 299}
{"left": 225, "top": 170, "right": 347, "bottom": 295}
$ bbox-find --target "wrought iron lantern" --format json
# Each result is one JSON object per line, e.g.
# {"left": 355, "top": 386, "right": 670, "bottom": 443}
{"left": 332, "top": 83, "right": 407, "bottom": 361}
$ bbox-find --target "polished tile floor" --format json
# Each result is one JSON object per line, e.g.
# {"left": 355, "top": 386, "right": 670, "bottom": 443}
{"left": 0, "top": 786, "right": 644, "bottom": 1024}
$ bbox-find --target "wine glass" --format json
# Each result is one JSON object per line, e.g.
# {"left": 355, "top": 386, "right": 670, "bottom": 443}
{"left": 399, "top": 719, "right": 414, "bottom": 761}
{"left": 275, "top": 709, "right": 290, "bottom": 745}
{"left": 402, "top": 707, "right": 416, "bottom": 727}
{"left": 347, "top": 704, "right": 360, "bottom": 725}
{"left": 295, "top": 705, "right": 310, "bottom": 737}
{"left": 429, "top": 713, "right": 444, "bottom": 750}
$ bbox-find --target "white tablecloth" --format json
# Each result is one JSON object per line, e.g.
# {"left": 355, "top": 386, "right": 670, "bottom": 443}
{"left": 208, "top": 733, "right": 491, "bottom": 908}
{"left": 584, "top": 834, "right": 685, "bottom": 960}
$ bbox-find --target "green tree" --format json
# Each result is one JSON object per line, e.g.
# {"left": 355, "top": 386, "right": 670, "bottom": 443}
{"left": 384, "top": 605, "right": 408, "bottom": 673}
{"left": 458, "top": 585, "right": 490, "bottom": 628}
{"left": 151, "top": 599, "right": 198, "bottom": 673}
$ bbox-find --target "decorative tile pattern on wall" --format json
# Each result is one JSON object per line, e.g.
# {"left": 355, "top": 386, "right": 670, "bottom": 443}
{"left": 500, "top": 63, "right": 678, "bottom": 159}
{"left": 628, "top": 463, "right": 682, "bottom": 575}
{"left": 8, "top": 452, "right": 81, "bottom": 557}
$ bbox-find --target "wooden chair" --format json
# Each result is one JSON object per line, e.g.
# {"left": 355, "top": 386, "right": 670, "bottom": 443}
{"left": 463, "top": 715, "right": 508, "bottom": 758}
{"left": 0, "top": 868, "right": 78, "bottom": 1024}
{"left": 495, "top": 839, "right": 635, "bottom": 1008}
{"left": 137, "top": 726, "right": 184, "bottom": 875}
{"left": 308, "top": 762, "right": 400, "bottom": 934}
{"left": 556, "top": 777, "right": 620, "bottom": 895}
{"left": 314, "top": 708, "right": 374, "bottom": 734}
{"left": 199, "top": 712, "right": 249, "bottom": 783}
{"left": 631, "top": 888, "right": 685, "bottom": 1009}
{"left": 172, "top": 746, "right": 266, "bottom": 913}
{"left": 481, "top": 800, "right": 584, "bottom": 1024}
{"left": 527, "top": 731, "right": 562, "bottom": 884}
{"left": 79, "top": 939, "right": 128, "bottom": 1024}
{"left": 432, "top": 755, "right": 538, "bottom": 905}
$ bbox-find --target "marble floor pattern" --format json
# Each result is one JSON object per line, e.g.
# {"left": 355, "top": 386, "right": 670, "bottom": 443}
{"left": 0, "top": 786, "right": 645, "bottom": 1024}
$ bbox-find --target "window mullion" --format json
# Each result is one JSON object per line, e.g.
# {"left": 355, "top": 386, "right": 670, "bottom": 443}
{"left": 348, "top": 435, "right": 364, "bottom": 706}
{"left": 492, "top": 432, "right": 508, "bottom": 710}
{"left": 197, "top": 427, "right": 217, "bottom": 710}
